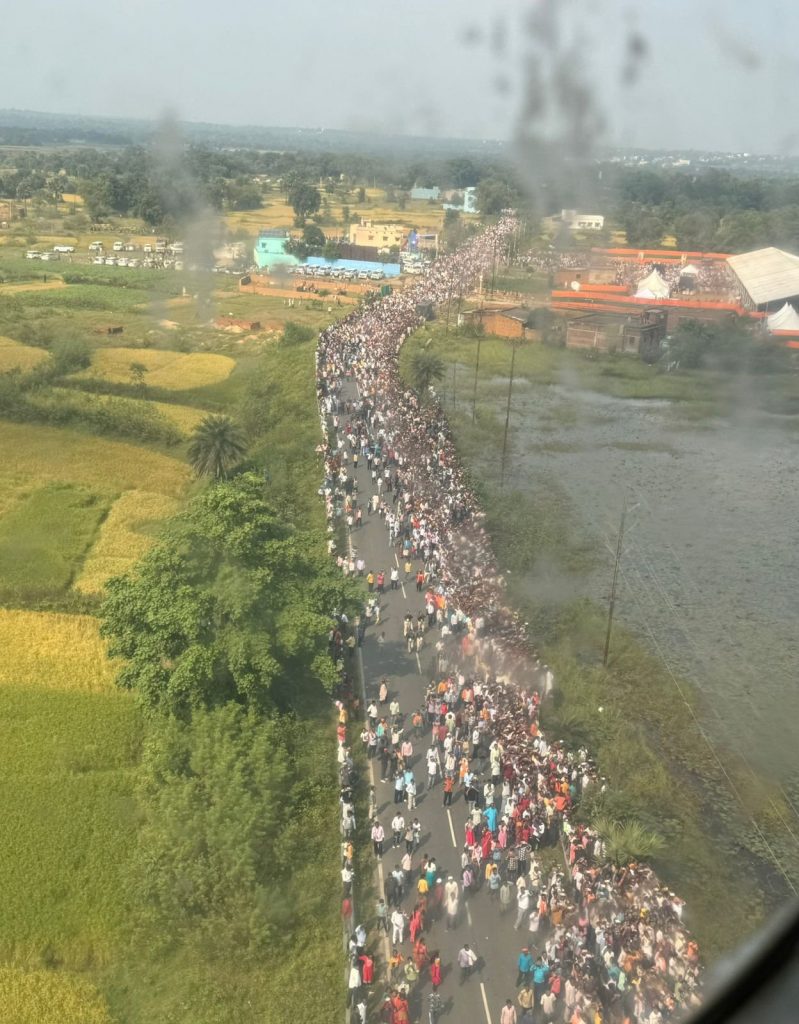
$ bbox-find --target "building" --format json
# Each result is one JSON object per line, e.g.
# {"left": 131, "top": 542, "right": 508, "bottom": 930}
{"left": 348, "top": 220, "right": 406, "bottom": 249}
{"left": 566, "top": 309, "right": 666, "bottom": 360}
{"left": 561, "top": 209, "right": 605, "bottom": 231}
{"left": 443, "top": 186, "right": 478, "bottom": 215}
{"left": 410, "top": 186, "right": 440, "bottom": 201}
{"left": 253, "top": 229, "right": 298, "bottom": 270}
{"left": 727, "top": 247, "right": 799, "bottom": 311}
{"left": 468, "top": 306, "right": 533, "bottom": 340}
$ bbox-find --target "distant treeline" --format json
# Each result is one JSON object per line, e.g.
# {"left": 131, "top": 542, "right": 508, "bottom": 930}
{"left": 612, "top": 167, "right": 799, "bottom": 252}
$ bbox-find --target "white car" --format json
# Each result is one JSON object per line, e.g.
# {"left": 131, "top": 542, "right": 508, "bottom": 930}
{"left": 112, "top": 241, "right": 124, "bottom": 252}
{"left": 117, "top": 257, "right": 128, "bottom": 267}
{"left": 124, "top": 244, "right": 137, "bottom": 252}
{"left": 25, "top": 250, "right": 41, "bottom": 259}
{"left": 127, "top": 258, "right": 139, "bottom": 268}
{"left": 357, "top": 270, "right": 369, "bottom": 280}
{"left": 143, "top": 244, "right": 153, "bottom": 253}
{"left": 88, "top": 241, "right": 104, "bottom": 252}
{"left": 53, "top": 245, "right": 75, "bottom": 253}
{"left": 104, "top": 257, "right": 117, "bottom": 265}
{"left": 93, "top": 257, "right": 105, "bottom": 265}
{"left": 40, "top": 252, "right": 60, "bottom": 261}
{"left": 368, "top": 270, "right": 384, "bottom": 280}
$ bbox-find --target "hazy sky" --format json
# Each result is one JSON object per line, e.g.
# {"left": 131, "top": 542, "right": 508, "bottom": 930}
{"left": 3, "top": 0, "right": 797, "bottom": 154}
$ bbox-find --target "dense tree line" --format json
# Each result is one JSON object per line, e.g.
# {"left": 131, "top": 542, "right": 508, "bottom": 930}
{"left": 612, "top": 167, "right": 799, "bottom": 251}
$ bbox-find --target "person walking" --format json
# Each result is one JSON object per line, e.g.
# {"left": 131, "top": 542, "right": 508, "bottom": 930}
{"left": 500, "top": 1000, "right": 517, "bottom": 1024}
{"left": 391, "top": 906, "right": 407, "bottom": 946}
{"left": 516, "top": 947, "right": 533, "bottom": 987}
{"left": 515, "top": 885, "right": 531, "bottom": 930}
{"left": 457, "top": 943, "right": 478, "bottom": 983}
{"left": 371, "top": 820, "right": 385, "bottom": 859}
{"left": 444, "top": 876, "right": 459, "bottom": 930}
{"left": 429, "top": 952, "right": 442, "bottom": 990}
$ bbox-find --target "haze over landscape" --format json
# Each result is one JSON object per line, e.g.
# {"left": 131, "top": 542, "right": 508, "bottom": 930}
{"left": 2, "top": 0, "right": 798, "bottom": 154}
{"left": 0, "top": 2, "right": 798, "bottom": 1023}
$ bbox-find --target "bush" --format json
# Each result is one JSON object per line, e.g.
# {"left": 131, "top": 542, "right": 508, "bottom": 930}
{"left": 282, "top": 321, "right": 315, "bottom": 345}
{"left": 51, "top": 336, "right": 91, "bottom": 375}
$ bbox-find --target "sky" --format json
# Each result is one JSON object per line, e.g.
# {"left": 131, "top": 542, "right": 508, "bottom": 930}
{"left": 2, "top": 0, "right": 798, "bottom": 154}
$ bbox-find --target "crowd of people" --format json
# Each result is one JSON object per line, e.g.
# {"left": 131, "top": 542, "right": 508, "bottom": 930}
{"left": 318, "top": 218, "right": 702, "bottom": 1024}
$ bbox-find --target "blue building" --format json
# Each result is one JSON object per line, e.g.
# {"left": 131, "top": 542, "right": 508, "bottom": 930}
{"left": 253, "top": 229, "right": 299, "bottom": 270}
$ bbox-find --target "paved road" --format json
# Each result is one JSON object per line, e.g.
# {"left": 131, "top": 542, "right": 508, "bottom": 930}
{"left": 340, "top": 386, "right": 536, "bottom": 1024}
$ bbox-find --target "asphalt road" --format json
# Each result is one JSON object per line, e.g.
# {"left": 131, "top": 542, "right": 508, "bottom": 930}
{"left": 342, "top": 384, "right": 535, "bottom": 1024}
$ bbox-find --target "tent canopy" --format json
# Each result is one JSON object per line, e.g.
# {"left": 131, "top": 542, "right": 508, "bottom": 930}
{"left": 635, "top": 269, "right": 670, "bottom": 299}
{"left": 681, "top": 263, "right": 700, "bottom": 275}
{"left": 766, "top": 302, "right": 799, "bottom": 332}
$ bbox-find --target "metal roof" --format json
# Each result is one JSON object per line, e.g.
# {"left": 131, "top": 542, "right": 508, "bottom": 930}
{"left": 727, "top": 247, "right": 799, "bottom": 306}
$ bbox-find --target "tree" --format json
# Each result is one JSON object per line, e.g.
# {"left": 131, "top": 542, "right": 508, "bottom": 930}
{"left": 188, "top": 414, "right": 247, "bottom": 480}
{"left": 623, "top": 211, "right": 666, "bottom": 249}
{"left": 409, "top": 349, "right": 445, "bottom": 398}
{"left": 129, "top": 361, "right": 148, "bottom": 393}
{"left": 593, "top": 817, "right": 665, "bottom": 865}
{"left": 289, "top": 183, "right": 321, "bottom": 224}
{"left": 476, "top": 177, "right": 516, "bottom": 216}
{"left": 674, "top": 211, "right": 718, "bottom": 251}
{"left": 100, "top": 473, "right": 359, "bottom": 715}
{"left": 302, "top": 224, "right": 326, "bottom": 248}
{"left": 323, "top": 239, "right": 341, "bottom": 262}
{"left": 356, "top": 186, "right": 366, "bottom": 203}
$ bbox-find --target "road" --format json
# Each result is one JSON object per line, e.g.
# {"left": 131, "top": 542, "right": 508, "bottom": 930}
{"left": 341, "top": 383, "right": 534, "bottom": 1024}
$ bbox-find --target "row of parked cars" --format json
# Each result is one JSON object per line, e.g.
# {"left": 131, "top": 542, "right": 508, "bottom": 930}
{"left": 288, "top": 265, "right": 385, "bottom": 281}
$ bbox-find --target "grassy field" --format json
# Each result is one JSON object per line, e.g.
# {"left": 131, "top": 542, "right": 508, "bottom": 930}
{"left": 0, "top": 336, "right": 49, "bottom": 372}
{"left": 0, "top": 419, "right": 190, "bottom": 518}
{"left": 72, "top": 347, "right": 235, "bottom": 390}
{"left": 0, "top": 966, "right": 114, "bottom": 1024}
{"left": 0, "top": 609, "right": 120, "bottom": 691}
{"left": 0, "top": 485, "right": 109, "bottom": 603}
{"left": 75, "top": 490, "right": 182, "bottom": 596}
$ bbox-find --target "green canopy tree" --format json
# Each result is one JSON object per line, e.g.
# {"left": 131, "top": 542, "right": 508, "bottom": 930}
{"left": 188, "top": 414, "right": 247, "bottom": 480}
{"left": 100, "top": 473, "right": 359, "bottom": 715}
{"left": 289, "top": 183, "right": 321, "bottom": 224}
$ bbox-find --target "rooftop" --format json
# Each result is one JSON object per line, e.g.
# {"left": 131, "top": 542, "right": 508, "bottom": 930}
{"left": 727, "top": 247, "right": 799, "bottom": 306}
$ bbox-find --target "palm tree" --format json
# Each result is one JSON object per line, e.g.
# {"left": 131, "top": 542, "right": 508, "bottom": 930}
{"left": 409, "top": 349, "right": 445, "bottom": 399}
{"left": 188, "top": 414, "right": 247, "bottom": 480}
{"left": 593, "top": 817, "right": 665, "bottom": 865}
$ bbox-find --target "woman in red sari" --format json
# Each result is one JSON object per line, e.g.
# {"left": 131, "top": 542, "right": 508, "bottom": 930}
{"left": 429, "top": 952, "right": 442, "bottom": 990}
{"left": 414, "top": 937, "right": 429, "bottom": 972}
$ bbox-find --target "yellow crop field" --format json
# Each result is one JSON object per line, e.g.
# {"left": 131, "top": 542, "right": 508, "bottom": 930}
{"left": 0, "top": 609, "right": 118, "bottom": 692}
{"left": 0, "top": 337, "right": 49, "bottom": 372}
{"left": 75, "top": 489, "right": 181, "bottom": 594}
{"left": 0, "top": 279, "right": 67, "bottom": 294}
{"left": 151, "top": 399, "right": 206, "bottom": 433}
{"left": 0, "top": 967, "right": 113, "bottom": 1024}
{"left": 75, "top": 347, "right": 235, "bottom": 390}
{"left": 0, "top": 419, "right": 190, "bottom": 518}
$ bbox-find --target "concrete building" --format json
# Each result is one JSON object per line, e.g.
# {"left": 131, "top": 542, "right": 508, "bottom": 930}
{"left": 410, "top": 186, "right": 440, "bottom": 201}
{"left": 566, "top": 309, "right": 666, "bottom": 360}
{"left": 253, "top": 229, "right": 298, "bottom": 270}
{"left": 348, "top": 220, "right": 407, "bottom": 249}
{"left": 443, "top": 186, "right": 478, "bottom": 215}
{"left": 561, "top": 209, "right": 605, "bottom": 231}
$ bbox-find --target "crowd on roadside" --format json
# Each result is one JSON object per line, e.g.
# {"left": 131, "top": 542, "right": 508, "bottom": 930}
{"left": 319, "top": 218, "right": 703, "bottom": 1024}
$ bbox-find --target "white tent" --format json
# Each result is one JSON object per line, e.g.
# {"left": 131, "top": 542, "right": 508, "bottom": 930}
{"left": 681, "top": 263, "right": 700, "bottom": 276}
{"left": 635, "top": 269, "right": 670, "bottom": 299}
{"left": 766, "top": 302, "right": 799, "bottom": 332}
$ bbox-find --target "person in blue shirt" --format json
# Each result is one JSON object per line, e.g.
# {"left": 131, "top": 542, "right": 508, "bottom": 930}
{"left": 532, "top": 957, "right": 550, "bottom": 1002}
{"left": 516, "top": 947, "right": 533, "bottom": 986}
{"left": 484, "top": 805, "right": 498, "bottom": 834}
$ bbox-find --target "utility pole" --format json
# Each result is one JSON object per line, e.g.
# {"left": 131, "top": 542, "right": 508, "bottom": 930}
{"left": 471, "top": 330, "right": 482, "bottom": 423}
{"left": 445, "top": 271, "right": 454, "bottom": 334}
{"left": 603, "top": 501, "right": 637, "bottom": 667}
{"left": 499, "top": 340, "right": 518, "bottom": 490}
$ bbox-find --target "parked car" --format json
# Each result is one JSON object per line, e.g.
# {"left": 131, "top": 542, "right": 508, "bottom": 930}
{"left": 127, "top": 258, "right": 139, "bottom": 268}
{"left": 40, "top": 252, "right": 60, "bottom": 262}
{"left": 368, "top": 270, "right": 384, "bottom": 280}
{"left": 104, "top": 257, "right": 117, "bottom": 265}
{"left": 88, "top": 241, "right": 103, "bottom": 252}
{"left": 112, "top": 241, "right": 124, "bottom": 252}
{"left": 116, "top": 257, "right": 128, "bottom": 267}
{"left": 25, "top": 250, "right": 41, "bottom": 259}
{"left": 93, "top": 257, "right": 105, "bottom": 265}
{"left": 143, "top": 244, "right": 153, "bottom": 253}
{"left": 357, "top": 270, "right": 369, "bottom": 280}
{"left": 53, "top": 244, "right": 75, "bottom": 253}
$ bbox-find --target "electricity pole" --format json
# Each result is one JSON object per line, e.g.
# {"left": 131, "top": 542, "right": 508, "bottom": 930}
{"left": 603, "top": 501, "right": 638, "bottom": 667}
{"left": 471, "top": 331, "right": 482, "bottom": 423}
{"left": 499, "top": 340, "right": 518, "bottom": 490}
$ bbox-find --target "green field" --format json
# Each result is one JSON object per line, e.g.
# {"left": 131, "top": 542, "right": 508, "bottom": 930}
{"left": 0, "top": 685, "right": 140, "bottom": 967}
{"left": 0, "top": 484, "right": 108, "bottom": 603}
